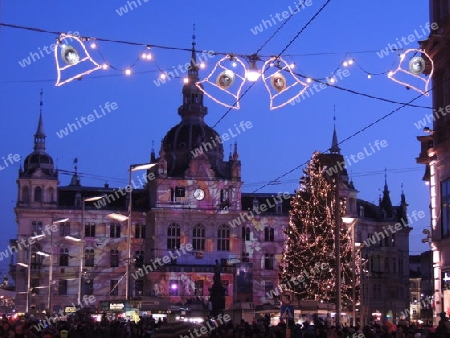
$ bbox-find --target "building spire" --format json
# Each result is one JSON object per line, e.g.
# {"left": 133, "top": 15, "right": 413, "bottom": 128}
{"left": 34, "top": 89, "right": 46, "bottom": 153}
{"left": 188, "top": 23, "right": 199, "bottom": 81}
{"left": 178, "top": 25, "right": 207, "bottom": 119}
{"left": 330, "top": 106, "right": 340, "bottom": 154}
{"left": 380, "top": 168, "right": 393, "bottom": 218}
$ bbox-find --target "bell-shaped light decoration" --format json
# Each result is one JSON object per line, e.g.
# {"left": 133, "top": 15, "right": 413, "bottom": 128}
{"left": 409, "top": 56, "right": 426, "bottom": 75}
{"left": 245, "top": 56, "right": 261, "bottom": 82}
{"left": 60, "top": 45, "right": 80, "bottom": 65}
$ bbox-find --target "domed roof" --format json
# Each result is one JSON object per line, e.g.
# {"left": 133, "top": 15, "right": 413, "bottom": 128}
{"left": 20, "top": 109, "right": 56, "bottom": 178}
{"left": 162, "top": 119, "right": 224, "bottom": 176}
{"left": 23, "top": 152, "right": 54, "bottom": 175}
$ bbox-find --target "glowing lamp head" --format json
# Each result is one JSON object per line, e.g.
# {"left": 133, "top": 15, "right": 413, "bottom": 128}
{"left": 245, "top": 59, "right": 261, "bottom": 82}
{"left": 183, "top": 78, "right": 189, "bottom": 83}
{"left": 125, "top": 69, "right": 131, "bottom": 76}
{"left": 171, "top": 284, "right": 178, "bottom": 290}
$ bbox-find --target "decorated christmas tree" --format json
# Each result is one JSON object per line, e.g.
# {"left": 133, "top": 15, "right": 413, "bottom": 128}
{"left": 278, "top": 151, "right": 357, "bottom": 306}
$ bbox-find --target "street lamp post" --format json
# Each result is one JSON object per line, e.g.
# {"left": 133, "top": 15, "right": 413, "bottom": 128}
{"left": 77, "top": 196, "right": 104, "bottom": 306}
{"left": 126, "top": 163, "right": 155, "bottom": 301}
{"left": 334, "top": 172, "right": 341, "bottom": 327}
{"left": 343, "top": 217, "right": 359, "bottom": 327}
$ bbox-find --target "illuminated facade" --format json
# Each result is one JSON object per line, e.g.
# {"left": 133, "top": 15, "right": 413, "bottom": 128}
{"left": 416, "top": 0, "right": 450, "bottom": 325}
{"left": 10, "top": 42, "right": 291, "bottom": 320}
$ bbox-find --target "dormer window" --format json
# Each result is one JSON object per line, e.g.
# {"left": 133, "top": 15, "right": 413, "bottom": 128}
{"left": 252, "top": 197, "right": 259, "bottom": 210}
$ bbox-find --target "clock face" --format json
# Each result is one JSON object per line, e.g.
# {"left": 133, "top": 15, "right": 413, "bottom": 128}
{"left": 193, "top": 188, "right": 205, "bottom": 201}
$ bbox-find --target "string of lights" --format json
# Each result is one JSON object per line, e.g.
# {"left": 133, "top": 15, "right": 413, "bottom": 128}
{"left": 0, "top": 20, "right": 433, "bottom": 103}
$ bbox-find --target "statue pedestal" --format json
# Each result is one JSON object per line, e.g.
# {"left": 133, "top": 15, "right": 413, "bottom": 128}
{"left": 209, "top": 283, "right": 226, "bottom": 317}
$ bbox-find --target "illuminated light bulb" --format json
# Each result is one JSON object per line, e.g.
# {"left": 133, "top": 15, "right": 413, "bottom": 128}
{"left": 343, "top": 61, "right": 348, "bottom": 67}
{"left": 232, "top": 61, "right": 237, "bottom": 67}
{"left": 289, "top": 63, "right": 295, "bottom": 69}
{"left": 306, "top": 78, "right": 312, "bottom": 83}
{"left": 183, "top": 77, "right": 189, "bottom": 83}
{"left": 90, "top": 42, "right": 97, "bottom": 49}
{"left": 329, "top": 77, "right": 336, "bottom": 84}
{"left": 199, "top": 62, "right": 206, "bottom": 69}
{"left": 125, "top": 69, "right": 131, "bottom": 75}
{"left": 102, "top": 64, "right": 109, "bottom": 70}
{"left": 388, "top": 71, "right": 393, "bottom": 77}
{"left": 367, "top": 74, "right": 372, "bottom": 79}
{"left": 348, "top": 59, "right": 354, "bottom": 65}
{"left": 245, "top": 58, "right": 261, "bottom": 82}
{"left": 160, "top": 73, "right": 167, "bottom": 79}
{"left": 146, "top": 53, "right": 152, "bottom": 60}
{"left": 141, "top": 52, "right": 147, "bottom": 59}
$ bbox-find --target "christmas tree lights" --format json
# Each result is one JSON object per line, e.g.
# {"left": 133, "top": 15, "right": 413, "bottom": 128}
{"left": 278, "top": 152, "right": 357, "bottom": 306}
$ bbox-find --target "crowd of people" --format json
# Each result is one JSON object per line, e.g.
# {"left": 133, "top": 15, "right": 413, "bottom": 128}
{"left": 1, "top": 311, "right": 450, "bottom": 337}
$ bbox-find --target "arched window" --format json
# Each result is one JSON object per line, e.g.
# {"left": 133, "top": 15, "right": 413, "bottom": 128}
{"left": 34, "top": 186, "right": 42, "bottom": 202}
{"left": 193, "top": 224, "right": 205, "bottom": 251}
{"left": 22, "top": 186, "right": 30, "bottom": 203}
{"left": 85, "top": 249, "right": 95, "bottom": 267}
{"left": 60, "top": 248, "right": 69, "bottom": 266}
{"left": 167, "top": 223, "right": 180, "bottom": 250}
{"left": 217, "top": 225, "right": 230, "bottom": 251}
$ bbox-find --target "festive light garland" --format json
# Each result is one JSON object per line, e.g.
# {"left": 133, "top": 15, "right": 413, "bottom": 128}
{"left": 195, "top": 55, "right": 247, "bottom": 110}
{"left": 387, "top": 48, "right": 434, "bottom": 96}
{"left": 261, "top": 56, "right": 310, "bottom": 109}
{"left": 54, "top": 33, "right": 102, "bottom": 87}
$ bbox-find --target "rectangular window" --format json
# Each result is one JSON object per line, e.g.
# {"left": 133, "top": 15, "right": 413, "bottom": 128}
{"left": 85, "top": 223, "right": 96, "bottom": 237}
{"left": 442, "top": 179, "right": 450, "bottom": 238}
{"left": 264, "top": 227, "right": 274, "bottom": 242}
{"left": 135, "top": 280, "right": 144, "bottom": 296}
{"left": 274, "top": 199, "right": 282, "bottom": 213}
{"left": 110, "top": 280, "right": 119, "bottom": 296}
{"left": 32, "top": 221, "right": 43, "bottom": 234}
{"left": 135, "top": 224, "right": 146, "bottom": 239}
{"left": 194, "top": 280, "right": 204, "bottom": 296}
{"left": 175, "top": 186, "right": 185, "bottom": 198}
{"left": 59, "top": 222, "right": 70, "bottom": 237}
{"left": 264, "top": 254, "right": 274, "bottom": 270}
{"left": 58, "top": 280, "right": 68, "bottom": 296}
{"left": 110, "top": 250, "right": 119, "bottom": 268}
{"left": 85, "top": 249, "right": 95, "bottom": 267}
{"left": 242, "top": 252, "right": 249, "bottom": 262}
{"left": 84, "top": 280, "right": 94, "bottom": 296}
{"left": 265, "top": 281, "right": 274, "bottom": 300}
{"left": 110, "top": 223, "right": 121, "bottom": 238}
{"left": 31, "top": 278, "right": 40, "bottom": 295}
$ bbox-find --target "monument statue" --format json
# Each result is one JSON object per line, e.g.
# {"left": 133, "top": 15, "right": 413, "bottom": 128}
{"left": 209, "top": 259, "right": 226, "bottom": 317}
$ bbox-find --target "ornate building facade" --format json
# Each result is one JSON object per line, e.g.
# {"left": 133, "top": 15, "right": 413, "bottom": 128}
{"left": 416, "top": 0, "right": 450, "bottom": 325}
{"left": 11, "top": 41, "right": 412, "bottom": 325}
{"left": 11, "top": 43, "right": 291, "bottom": 322}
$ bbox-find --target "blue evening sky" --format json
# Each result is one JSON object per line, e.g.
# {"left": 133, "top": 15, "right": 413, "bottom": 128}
{"left": 0, "top": 1, "right": 433, "bottom": 277}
